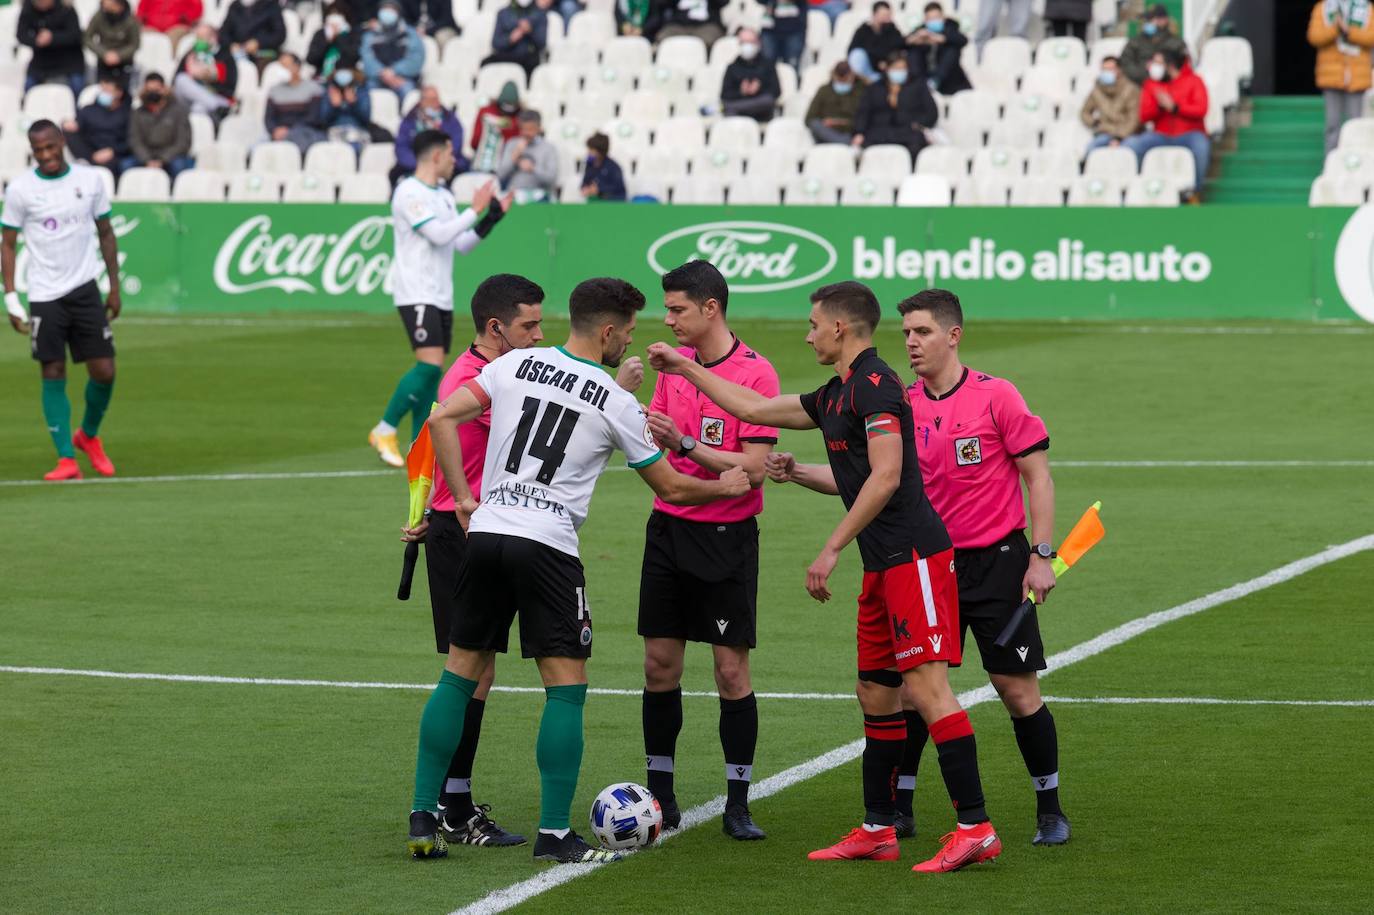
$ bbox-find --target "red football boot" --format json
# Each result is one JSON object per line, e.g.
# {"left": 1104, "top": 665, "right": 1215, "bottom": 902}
{"left": 73, "top": 429, "right": 115, "bottom": 476}
{"left": 43, "top": 457, "right": 83, "bottom": 481}
{"left": 807, "top": 826, "right": 900, "bottom": 861}
{"left": 912, "top": 823, "right": 1002, "bottom": 873}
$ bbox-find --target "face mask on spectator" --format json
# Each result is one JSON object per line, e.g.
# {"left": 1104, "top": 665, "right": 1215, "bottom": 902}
{"left": 194, "top": 39, "right": 212, "bottom": 54}
{"left": 241, "top": 0, "right": 256, "bottom": 7}
{"left": 327, "top": 14, "right": 350, "bottom": 33}
{"left": 143, "top": 89, "right": 164, "bottom": 104}
{"left": 832, "top": 80, "right": 852, "bottom": 95}
{"left": 889, "top": 68, "right": 909, "bottom": 85}
{"left": 739, "top": 42, "right": 760, "bottom": 60}
{"left": 423, "top": 106, "right": 441, "bottom": 119}
{"left": 516, "top": 0, "right": 534, "bottom": 7}
{"left": 926, "top": 18, "right": 945, "bottom": 33}
{"left": 96, "top": 90, "right": 115, "bottom": 108}
{"left": 378, "top": 8, "right": 399, "bottom": 26}
{"left": 335, "top": 69, "right": 355, "bottom": 87}
{"left": 1143, "top": 22, "right": 1158, "bottom": 36}
{"left": 1098, "top": 70, "right": 1117, "bottom": 86}
{"left": 1148, "top": 62, "right": 1167, "bottom": 81}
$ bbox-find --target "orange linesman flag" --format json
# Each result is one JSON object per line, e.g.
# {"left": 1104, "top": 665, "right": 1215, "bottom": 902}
{"left": 406, "top": 423, "right": 436, "bottom": 530}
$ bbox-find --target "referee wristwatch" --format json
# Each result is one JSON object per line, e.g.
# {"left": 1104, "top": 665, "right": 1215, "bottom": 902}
{"left": 1031, "top": 542, "right": 1056, "bottom": 559}
{"left": 676, "top": 435, "right": 697, "bottom": 456}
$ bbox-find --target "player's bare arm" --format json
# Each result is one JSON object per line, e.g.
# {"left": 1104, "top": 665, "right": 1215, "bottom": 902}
{"left": 806, "top": 432, "right": 903, "bottom": 603}
{"left": 645, "top": 410, "right": 769, "bottom": 486}
{"left": 647, "top": 342, "right": 815, "bottom": 430}
{"left": 764, "top": 452, "right": 840, "bottom": 495}
{"left": 95, "top": 217, "right": 121, "bottom": 320}
{"left": 615, "top": 355, "right": 645, "bottom": 393}
{"left": 427, "top": 384, "right": 485, "bottom": 527}
{"left": 636, "top": 457, "right": 751, "bottom": 506}
{"left": 1016, "top": 448, "right": 1056, "bottom": 603}
{"left": 1, "top": 227, "right": 25, "bottom": 333}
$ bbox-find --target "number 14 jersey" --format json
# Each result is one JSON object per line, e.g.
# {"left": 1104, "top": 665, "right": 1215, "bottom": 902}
{"left": 465, "top": 345, "right": 663, "bottom": 558}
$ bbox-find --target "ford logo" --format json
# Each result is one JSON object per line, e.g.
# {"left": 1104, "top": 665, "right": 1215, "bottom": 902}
{"left": 646, "top": 221, "right": 838, "bottom": 293}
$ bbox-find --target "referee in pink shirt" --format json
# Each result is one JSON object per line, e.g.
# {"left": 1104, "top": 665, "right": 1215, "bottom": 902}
{"left": 639, "top": 261, "right": 779, "bottom": 841}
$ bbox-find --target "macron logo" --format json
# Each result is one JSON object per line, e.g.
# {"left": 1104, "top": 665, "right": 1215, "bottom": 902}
{"left": 1016, "top": 646, "right": 1029, "bottom": 662}
{"left": 928, "top": 634, "right": 942, "bottom": 654}
{"left": 716, "top": 619, "right": 729, "bottom": 635}
{"left": 867, "top": 373, "right": 882, "bottom": 386}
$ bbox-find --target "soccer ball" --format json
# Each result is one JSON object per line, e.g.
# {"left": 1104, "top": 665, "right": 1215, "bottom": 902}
{"left": 589, "top": 782, "right": 663, "bottom": 850}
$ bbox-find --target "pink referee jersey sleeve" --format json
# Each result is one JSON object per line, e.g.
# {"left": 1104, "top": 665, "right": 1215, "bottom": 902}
{"left": 431, "top": 346, "right": 492, "bottom": 512}
{"left": 989, "top": 379, "right": 1048, "bottom": 458}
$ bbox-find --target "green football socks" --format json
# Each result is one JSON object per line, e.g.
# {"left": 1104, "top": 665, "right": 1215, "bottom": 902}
{"left": 41, "top": 378, "right": 74, "bottom": 458}
{"left": 382, "top": 362, "right": 443, "bottom": 441}
{"left": 412, "top": 670, "right": 477, "bottom": 813}
{"left": 536, "top": 684, "right": 588, "bottom": 830}
{"left": 81, "top": 379, "right": 115, "bottom": 438}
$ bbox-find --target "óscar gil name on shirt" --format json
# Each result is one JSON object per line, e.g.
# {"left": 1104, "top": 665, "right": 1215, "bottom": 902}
{"left": 852, "top": 236, "right": 1214, "bottom": 284}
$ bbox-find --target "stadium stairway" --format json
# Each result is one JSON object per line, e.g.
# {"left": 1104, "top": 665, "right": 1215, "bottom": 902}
{"left": 1207, "top": 96, "right": 1326, "bottom": 204}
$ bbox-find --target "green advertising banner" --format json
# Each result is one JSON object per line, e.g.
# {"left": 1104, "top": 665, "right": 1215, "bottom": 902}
{"left": 11, "top": 204, "right": 1372, "bottom": 323}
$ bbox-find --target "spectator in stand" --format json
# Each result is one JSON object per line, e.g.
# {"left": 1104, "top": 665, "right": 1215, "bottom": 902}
{"left": 905, "top": 2, "right": 970, "bottom": 95}
{"left": 549, "top": 0, "right": 584, "bottom": 34}
{"left": 219, "top": 0, "right": 287, "bottom": 73}
{"left": 974, "top": 0, "right": 1031, "bottom": 53}
{"left": 361, "top": 0, "right": 426, "bottom": 99}
{"left": 652, "top": 0, "right": 727, "bottom": 48}
{"left": 471, "top": 81, "right": 523, "bottom": 173}
{"left": 18, "top": 0, "right": 86, "bottom": 94}
{"left": 174, "top": 23, "right": 238, "bottom": 118}
{"left": 483, "top": 0, "right": 549, "bottom": 78}
{"left": 847, "top": 2, "right": 904, "bottom": 84}
{"left": 394, "top": 85, "right": 470, "bottom": 181}
{"left": 1119, "top": 4, "right": 1186, "bottom": 85}
{"left": 1124, "top": 48, "right": 1210, "bottom": 201}
{"left": 719, "top": 28, "right": 780, "bottom": 122}
{"left": 811, "top": 0, "right": 849, "bottom": 28}
{"left": 1080, "top": 56, "right": 1139, "bottom": 151}
{"left": 616, "top": 0, "right": 661, "bottom": 39}
{"left": 805, "top": 60, "right": 861, "bottom": 144}
{"left": 1309, "top": 0, "right": 1374, "bottom": 154}
{"left": 303, "top": 65, "right": 374, "bottom": 152}
{"left": 84, "top": 0, "right": 140, "bottom": 88}
{"left": 129, "top": 72, "right": 196, "bottom": 178}
{"left": 852, "top": 51, "right": 937, "bottom": 158}
{"left": 495, "top": 110, "right": 558, "bottom": 200}
{"left": 63, "top": 76, "right": 135, "bottom": 176}
{"left": 266, "top": 52, "right": 324, "bottom": 150}
{"left": 136, "top": 0, "right": 203, "bottom": 55}
{"left": 355, "top": 0, "right": 459, "bottom": 43}
{"left": 308, "top": 3, "right": 363, "bottom": 81}
{"left": 1045, "top": 0, "right": 1091, "bottom": 40}
{"left": 581, "top": 132, "right": 627, "bottom": 201}
{"left": 761, "top": 0, "right": 806, "bottom": 73}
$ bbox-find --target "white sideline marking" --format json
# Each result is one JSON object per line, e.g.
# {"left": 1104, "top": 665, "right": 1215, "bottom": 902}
{"left": 1052, "top": 460, "right": 1374, "bottom": 468}
{"left": 1043, "top": 695, "right": 1374, "bottom": 708}
{"left": 119, "top": 316, "right": 385, "bottom": 328}
{"left": 449, "top": 533, "right": 1374, "bottom": 915}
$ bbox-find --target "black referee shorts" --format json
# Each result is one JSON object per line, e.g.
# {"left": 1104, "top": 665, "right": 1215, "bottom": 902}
{"left": 396, "top": 304, "right": 453, "bottom": 352}
{"left": 29, "top": 280, "right": 114, "bottom": 364}
{"left": 424, "top": 510, "right": 466, "bottom": 655}
{"left": 451, "top": 532, "right": 592, "bottom": 660}
{"left": 954, "top": 531, "right": 1047, "bottom": 675}
{"left": 638, "top": 511, "right": 759, "bottom": 648}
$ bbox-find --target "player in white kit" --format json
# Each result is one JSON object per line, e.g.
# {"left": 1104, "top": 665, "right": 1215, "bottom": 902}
{"left": 404, "top": 277, "right": 752, "bottom": 864}
{"left": 2, "top": 121, "right": 124, "bottom": 481}
{"left": 369, "top": 129, "right": 512, "bottom": 466}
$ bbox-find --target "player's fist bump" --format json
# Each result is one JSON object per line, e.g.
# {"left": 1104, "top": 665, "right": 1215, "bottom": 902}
{"left": 646, "top": 341, "right": 688, "bottom": 373}
{"left": 719, "top": 465, "right": 750, "bottom": 496}
{"left": 615, "top": 355, "right": 644, "bottom": 393}
{"left": 764, "top": 452, "right": 796, "bottom": 483}
{"left": 645, "top": 410, "right": 681, "bottom": 449}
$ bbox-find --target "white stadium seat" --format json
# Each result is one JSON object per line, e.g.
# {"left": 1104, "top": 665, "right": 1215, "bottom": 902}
{"left": 582, "top": 63, "right": 636, "bottom": 102}
{"left": 197, "top": 141, "right": 247, "bottom": 172}
{"left": 359, "top": 143, "right": 396, "bottom": 175}
{"left": 450, "top": 171, "right": 497, "bottom": 204}
{"left": 953, "top": 177, "right": 1012, "bottom": 206}
{"left": 633, "top": 147, "right": 690, "bottom": 181}
{"left": 656, "top": 35, "right": 709, "bottom": 72}
{"left": 227, "top": 172, "right": 283, "bottom": 202}
{"left": 690, "top": 148, "right": 746, "bottom": 180}
{"left": 1088, "top": 36, "right": 1127, "bottom": 68}
{"left": 802, "top": 144, "right": 857, "bottom": 180}
{"left": 1083, "top": 145, "right": 1138, "bottom": 181}
{"left": 603, "top": 119, "right": 654, "bottom": 155}
{"left": 1309, "top": 175, "right": 1367, "bottom": 207}
{"left": 604, "top": 35, "right": 654, "bottom": 71}
{"left": 726, "top": 176, "right": 782, "bottom": 205}
{"left": 618, "top": 89, "right": 671, "bottom": 126}
{"left": 1026, "top": 148, "right": 1082, "bottom": 192}
{"left": 980, "top": 36, "right": 1032, "bottom": 80}
{"left": 839, "top": 176, "right": 897, "bottom": 206}
{"left": 282, "top": 173, "right": 338, "bottom": 203}
{"left": 627, "top": 175, "right": 669, "bottom": 200}
{"left": 172, "top": 168, "right": 229, "bottom": 202}
{"left": 1200, "top": 36, "right": 1254, "bottom": 84}
{"left": 671, "top": 175, "right": 726, "bottom": 204}
{"left": 708, "top": 117, "right": 762, "bottom": 151}
{"left": 248, "top": 141, "right": 304, "bottom": 176}
{"left": 1140, "top": 146, "right": 1197, "bottom": 193}
{"left": 1009, "top": 176, "right": 1067, "bottom": 206}
{"left": 783, "top": 175, "right": 838, "bottom": 205}
{"left": 915, "top": 146, "right": 972, "bottom": 182}
{"left": 1322, "top": 148, "right": 1374, "bottom": 184}
{"left": 858, "top": 144, "right": 912, "bottom": 178}
{"left": 370, "top": 91, "right": 401, "bottom": 135}
{"left": 1035, "top": 36, "right": 1087, "bottom": 73}
{"left": 22, "top": 84, "right": 76, "bottom": 123}
{"left": 1338, "top": 117, "right": 1374, "bottom": 151}
{"left": 895, "top": 174, "right": 952, "bottom": 207}
{"left": 655, "top": 117, "right": 708, "bottom": 151}
{"left": 971, "top": 146, "right": 1027, "bottom": 180}
{"left": 217, "top": 113, "right": 266, "bottom": 147}
{"left": 1124, "top": 176, "right": 1181, "bottom": 207}
{"left": 117, "top": 167, "right": 171, "bottom": 202}
{"left": 530, "top": 63, "right": 580, "bottom": 98}
{"left": 763, "top": 117, "right": 813, "bottom": 151}
{"left": 567, "top": 10, "right": 616, "bottom": 45}
{"left": 303, "top": 142, "right": 359, "bottom": 180}
{"left": 1067, "top": 176, "right": 1123, "bottom": 206}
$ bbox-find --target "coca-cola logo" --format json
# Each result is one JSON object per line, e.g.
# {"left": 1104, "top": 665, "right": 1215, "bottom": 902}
{"left": 646, "top": 221, "right": 837, "bottom": 293}
{"left": 213, "top": 215, "right": 393, "bottom": 296}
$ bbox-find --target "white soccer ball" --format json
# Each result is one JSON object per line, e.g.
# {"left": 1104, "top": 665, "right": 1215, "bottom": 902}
{"left": 589, "top": 782, "right": 663, "bottom": 850}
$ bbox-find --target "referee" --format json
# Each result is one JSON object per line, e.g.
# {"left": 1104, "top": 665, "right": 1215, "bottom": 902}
{"left": 2, "top": 120, "right": 123, "bottom": 481}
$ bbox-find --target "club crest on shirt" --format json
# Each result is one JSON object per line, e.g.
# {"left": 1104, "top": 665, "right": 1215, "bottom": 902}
{"left": 640, "top": 410, "right": 656, "bottom": 448}
{"left": 700, "top": 416, "right": 725, "bottom": 446}
{"left": 955, "top": 436, "right": 982, "bottom": 466}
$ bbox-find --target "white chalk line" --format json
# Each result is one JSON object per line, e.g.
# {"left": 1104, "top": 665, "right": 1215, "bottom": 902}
{"left": 1042, "top": 696, "right": 1374, "bottom": 708}
{"left": 449, "top": 532, "right": 1374, "bottom": 915}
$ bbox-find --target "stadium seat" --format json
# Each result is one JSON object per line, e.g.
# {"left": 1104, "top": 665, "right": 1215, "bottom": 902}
{"left": 1019, "top": 67, "right": 1078, "bottom": 110}
{"left": 22, "top": 84, "right": 76, "bottom": 123}
{"left": 217, "top": 113, "right": 265, "bottom": 147}
{"left": 227, "top": 172, "right": 283, "bottom": 202}
{"left": 708, "top": 117, "right": 762, "bottom": 151}
{"left": 691, "top": 148, "right": 746, "bottom": 180}
{"left": 1309, "top": 175, "right": 1367, "bottom": 206}
{"left": 1123, "top": 176, "right": 1181, "bottom": 207}
{"left": 530, "top": 63, "right": 581, "bottom": 98}
{"left": 1338, "top": 117, "right": 1374, "bottom": 150}
{"left": 583, "top": 63, "right": 636, "bottom": 103}
{"left": 90, "top": 165, "right": 116, "bottom": 202}
{"left": 1035, "top": 36, "right": 1087, "bottom": 72}
{"left": 618, "top": 89, "right": 672, "bottom": 126}
{"left": 858, "top": 144, "right": 913, "bottom": 178}
{"left": 953, "top": 176, "right": 1012, "bottom": 206}
{"left": 726, "top": 176, "right": 782, "bottom": 205}
{"left": 655, "top": 117, "right": 708, "bottom": 151}
{"left": 1067, "top": 176, "right": 1123, "bottom": 206}
{"left": 895, "top": 174, "right": 952, "bottom": 207}
{"left": 568, "top": 10, "right": 616, "bottom": 45}
{"left": 135, "top": 31, "right": 175, "bottom": 74}
{"left": 987, "top": 115, "right": 1043, "bottom": 150}
{"left": 359, "top": 143, "right": 396, "bottom": 176}
{"left": 282, "top": 173, "right": 338, "bottom": 203}
{"left": 1140, "top": 146, "right": 1197, "bottom": 193}
{"left": 839, "top": 176, "right": 898, "bottom": 206}
{"left": 197, "top": 140, "right": 247, "bottom": 172}
{"left": 1084, "top": 145, "right": 1138, "bottom": 181}
{"left": 915, "top": 146, "right": 972, "bottom": 183}
{"left": 763, "top": 117, "right": 814, "bottom": 151}
{"left": 972, "top": 146, "right": 1027, "bottom": 180}
{"left": 172, "top": 169, "right": 229, "bottom": 202}
{"left": 370, "top": 91, "right": 401, "bottom": 135}
{"left": 0, "top": 86, "right": 20, "bottom": 125}
{"left": 1322, "top": 148, "right": 1374, "bottom": 184}
{"left": 450, "top": 171, "right": 497, "bottom": 204}
{"left": 558, "top": 180, "right": 588, "bottom": 204}
{"left": 603, "top": 119, "right": 654, "bottom": 155}
{"left": 303, "top": 142, "right": 359, "bottom": 180}
{"left": 783, "top": 175, "right": 838, "bottom": 205}
{"left": 1042, "top": 121, "right": 1094, "bottom": 154}
{"left": 0, "top": 137, "right": 29, "bottom": 181}
{"left": 260, "top": 60, "right": 293, "bottom": 93}
{"left": 671, "top": 175, "right": 726, "bottom": 204}
{"left": 638, "top": 65, "right": 694, "bottom": 108}
{"left": 248, "top": 141, "right": 304, "bottom": 176}
{"left": 1088, "top": 36, "right": 1127, "bottom": 68}
{"left": 627, "top": 175, "right": 669, "bottom": 201}
{"left": 562, "top": 92, "right": 617, "bottom": 124}
{"left": 1026, "top": 148, "right": 1081, "bottom": 192}
{"left": 604, "top": 35, "right": 654, "bottom": 72}
{"left": 633, "top": 147, "right": 690, "bottom": 181}
{"left": 803, "top": 144, "right": 857, "bottom": 180}
{"left": 981, "top": 37, "right": 1032, "bottom": 80}
{"left": 188, "top": 112, "right": 216, "bottom": 156}
{"left": 657, "top": 35, "right": 709, "bottom": 72}
{"left": 1200, "top": 36, "right": 1253, "bottom": 84}
{"left": 1009, "top": 176, "right": 1066, "bottom": 206}
{"left": 550, "top": 41, "right": 601, "bottom": 69}
{"left": 117, "top": 167, "right": 171, "bottom": 202}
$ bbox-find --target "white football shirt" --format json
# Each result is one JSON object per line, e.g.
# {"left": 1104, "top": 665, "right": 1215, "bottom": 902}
{"left": 466, "top": 346, "right": 663, "bottom": 558}
{"left": 0, "top": 164, "right": 111, "bottom": 302}
{"left": 389, "top": 176, "right": 476, "bottom": 311}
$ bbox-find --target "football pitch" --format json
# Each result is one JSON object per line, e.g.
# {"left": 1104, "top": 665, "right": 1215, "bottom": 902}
{"left": 2, "top": 313, "right": 1373, "bottom": 914}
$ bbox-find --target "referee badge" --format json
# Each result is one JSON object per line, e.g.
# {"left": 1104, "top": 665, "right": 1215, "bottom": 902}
{"left": 955, "top": 436, "right": 982, "bottom": 466}
{"left": 700, "top": 417, "right": 725, "bottom": 446}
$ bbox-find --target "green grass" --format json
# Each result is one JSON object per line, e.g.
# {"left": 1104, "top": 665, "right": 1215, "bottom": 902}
{"left": 2, "top": 314, "right": 1373, "bottom": 913}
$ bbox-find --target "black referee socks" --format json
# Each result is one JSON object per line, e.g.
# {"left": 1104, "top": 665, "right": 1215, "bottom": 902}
{"left": 720, "top": 693, "right": 758, "bottom": 808}
{"left": 1012, "top": 703, "right": 1063, "bottom": 816}
{"left": 440, "top": 696, "right": 486, "bottom": 819}
{"left": 643, "top": 687, "right": 683, "bottom": 804}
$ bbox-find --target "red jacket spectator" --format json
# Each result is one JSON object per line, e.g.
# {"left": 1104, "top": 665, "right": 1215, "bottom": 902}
{"left": 138, "top": 0, "right": 204, "bottom": 35}
{"left": 1138, "top": 61, "right": 1208, "bottom": 136}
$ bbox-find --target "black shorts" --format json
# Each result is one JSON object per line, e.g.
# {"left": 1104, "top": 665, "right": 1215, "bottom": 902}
{"left": 424, "top": 510, "right": 466, "bottom": 655}
{"left": 954, "top": 531, "right": 1047, "bottom": 674}
{"left": 29, "top": 280, "right": 114, "bottom": 364}
{"left": 638, "top": 511, "right": 759, "bottom": 648}
{"left": 451, "top": 532, "right": 592, "bottom": 659}
{"left": 397, "top": 304, "right": 453, "bottom": 352}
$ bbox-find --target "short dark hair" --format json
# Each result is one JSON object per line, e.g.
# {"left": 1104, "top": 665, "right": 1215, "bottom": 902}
{"left": 27, "top": 119, "right": 62, "bottom": 141}
{"left": 411, "top": 128, "right": 450, "bottom": 161}
{"left": 1163, "top": 47, "right": 1188, "bottom": 69}
{"left": 1101, "top": 55, "right": 1119, "bottom": 67}
{"left": 279, "top": 51, "right": 299, "bottom": 67}
{"left": 586, "top": 132, "right": 609, "bottom": 157}
{"left": 872, "top": 1, "right": 890, "bottom": 10}
{"left": 568, "top": 277, "right": 646, "bottom": 334}
{"left": 811, "top": 281, "right": 880, "bottom": 333}
{"left": 517, "top": 110, "right": 542, "bottom": 125}
{"left": 661, "top": 260, "right": 729, "bottom": 315}
{"left": 886, "top": 50, "right": 908, "bottom": 67}
{"left": 896, "top": 288, "right": 963, "bottom": 329}
{"left": 143, "top": 71, "right": 166, "bottom": 86}
{"left": 471, "top": 274, "right": 544, "bottom": 334}
{"left": 924, "top": 2, "right": 943, "bottom": 13}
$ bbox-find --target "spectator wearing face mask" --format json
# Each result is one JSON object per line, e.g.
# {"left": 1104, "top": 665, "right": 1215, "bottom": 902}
{"left": 308, "top": 3, "right": 364, "bottom": 81}
{"left": 1310, "top": 0, "right": 1374, "bottom": 154}
{"left": 805, "top": 60, "right": 862, "bottom": 144}
{"left": 905, "top": 2, "right": 970, "bottom": 95}
{"left": 851, "top": 51, "right": 938, "bottom": 158}
{"left": 84, "top": 0, "right": 139, "bottom": 89}
{"left": 136, "top": 0, "right": 203, "bottom": 54}
{"left": 847, "top": 2, "right": 904, "bottom": 84}
{"left": 720, "top": 28, "right": 780, "bottom": 122}
{"left": 471, "top": 81, "right": 524, "bottom": 173}
{"left": 1080, "top": 56, "right": 1139, "bottom": 152}
{"left": 1044, "top": 0, "right": 1091, "bottom": 41}
{"left": 394, "top": 85, "right": 470, "bottom": 182}
{"left": 761, "top": 0, "right": 806, "bottom": 73}
{"left": 581, "top": 132, "right": 626, "bottom": 201}
{"left": 652, "top": 0, "right": 728, "bottom": 48}
{"left": 617, "top": 0, "right": 663, "bottom": 39}
{"left": 1119, "top": 4, "right": 1186, "bottom": 85}
{"left": 973, "top": 0, "right": 1031, "bottom": 52}
{"left": 129, "top": 73, "right": 196, "bottom": 178}
{"left": 1124, "top": 48, "right": 1210, "bottom": 200}
{"left": 361, "top": 0, "right": 426, "bottom": 99}
{"left": 18, "top": 0, "right": 86, "bottom": 94}
{"left": 63, "top": 76, "right": 135, "bottom": 176}
{"left": 175, "top": 24, "right": 239, "bottom": 118}
{"left": 266, "top": 52, "right": 325, "bottom": 150}
{"left": 306, "top": 66, "right": 374, "bottom": 152}
{"left": 483, "top": 0, "right": 549, "bottom": 78}
{"left": 354, "top": 0, "right": 459, "bottom": 43}
{"left": 219, "top": 0, "right": 287, "bottom": 73}
{"left": 495, "top": 110, "right": 559, "bottom": 201}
